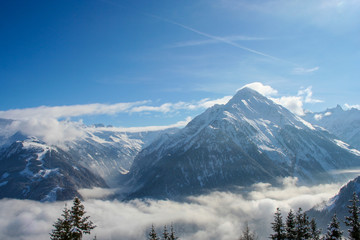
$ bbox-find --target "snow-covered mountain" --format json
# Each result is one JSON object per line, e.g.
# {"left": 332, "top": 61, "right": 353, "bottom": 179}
{"left": 123, "top": 88, "right": 360, "bottom": 200}
{"left": 0, "top": 121, "right": 178, "bottom": 200}
{"left": 65, "top": 126, "right": 178, "bottom": 186}
{"left": 308, "top": 175, "right": 360, "bottom": 234}
{"left": 0, "top": 138, "right": 108, "bottom": 201}
{"left": 304, "top": 105, "right": 360, "bottom": 150}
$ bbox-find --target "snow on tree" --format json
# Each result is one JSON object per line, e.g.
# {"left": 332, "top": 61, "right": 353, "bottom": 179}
{"left": 149, "top": 224, "right": 160, "bottom": 240}
{"left": 325, "top": 214, "right": 343, "bottom": 240}
{"left": 345, "top": 192, "right": 360, "bottom": 240}
{"left": 239, "top": 221, "right": 257, "bottom": 240}
{"left": 270, "top": 208, "right": 286, "bottom": 240}
{"left": 309, "top": 218, "right": 321, "bottom": 240}
{"left": 162, "top": 225, "right": 170, "bottom": 240}
{"left": 50, "top": 197, "right": 96, "bottom": 240}
{"left": 295, "top": 208, "right": 310, "bottom": 240}
{"left": 50, "top": 204, "right": 72, "bottom": 240}
{"left": 169, "top": 224, "right": 179, "bottom": 240}
{"left": 69, "top": 197, "right": 96, "bottom": 239}
{"left": 286, "top": 209, "right": 297, "bottom": 240}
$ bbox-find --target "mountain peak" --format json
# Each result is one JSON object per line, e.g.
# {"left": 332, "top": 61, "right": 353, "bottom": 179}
{"left": 228, "top": 87, "right": 266, "bottom": 103}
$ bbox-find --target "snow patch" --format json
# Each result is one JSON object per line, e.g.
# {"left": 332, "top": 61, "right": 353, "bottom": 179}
{"left": 0, "top": 181, "right": 8, "bottom": 187}
{"left": 334, "top": 139, "right": 360, "bottom": 156}
{"left": 1, "top": 172, "right": 9, "bottom": 179}
{"left": 41, "top": 186, "right": 62, "bottom": 202}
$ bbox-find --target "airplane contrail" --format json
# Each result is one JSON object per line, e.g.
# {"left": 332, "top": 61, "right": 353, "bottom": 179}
{"left": 147, "top": 14, "right": 299, "bottom": 66}
{"left": 100, "top": 0, "right": 299, "bottom": 66}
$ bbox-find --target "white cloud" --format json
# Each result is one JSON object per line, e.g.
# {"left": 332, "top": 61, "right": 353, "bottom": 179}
{"left": 3, "top": 118, "right": 85, "bottom": 146}
{"left": 197, "top": 96, "right": 232, "bottom": 108}
{"left": 0, "top": 178, "right": 341, "bottom": 240}
{"left": 0, "top": 96, "right": 230, "bottom": 145}
{"left": 314, "top": 113, "right": 323, "bottom": 121}
{"left": 292, "top": 66, "right": 320, "bottom": 75}
{"left": 298, "top": 86, "right": 323, "bottom": 103}
{"left": 241, "top": 82, "right": 278, "bottom": 97}
{"left": 344, "top": 103, "right": 360, "bottom": 110}
{"left": 95, "top": 117, "right": 193, "bottom": 133}
{"left": 236, "top": 82, "right": 322, "bottom": 116}
{"left": 272, "top": 96, "right": 305, "bottom": 116}
{"left": 314, "top": 111, "right": 332, "bottom": 121}
{"left": 0, "top": 101, "right": 148, "bottom": 120}
{"left": 0, "top": 97, "right": 230, "bottom": 120}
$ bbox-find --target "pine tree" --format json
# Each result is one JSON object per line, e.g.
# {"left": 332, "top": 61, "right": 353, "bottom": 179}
{"left": 295, "top": 208, "right": 310, "bottom": 240}
{"left": 239, "top": 221, "right": 257, "bottom": 240}
{"left": 345, "top": 192, "right": 360, "bottom": 240}
{"left": 50, "top": 197, "right": 96, "bottom": 240}
{"left": 169, "top": 224, "right": 178, "bottom": 240}
{"left": 162, "top": 225, "right": 170, "bottom": 240}
{"left": 325, "top": 214, "right": 343, "bottom": 240}
{"left": 50, "top": 205, "right": 72, "bottom": 240}
{"left": 69, "top": 197, "right": 96, "bottom": 240}
{"left": 309, "top": 218, "right": 321, "bottom": 240}
{"left": 286, "top": 209, "right": 297, "bottom": 240}
{"left": 149, "top": 224, "right": 160, "bottom": 240}
{"left": 270, "top": 208, "right": 286, "bottom": 240}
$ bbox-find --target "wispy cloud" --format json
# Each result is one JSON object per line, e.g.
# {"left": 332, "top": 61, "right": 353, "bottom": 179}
{"left": 0, "top": 101, "right": 148, "bottom": 120}
{"left": 298, "top": 86, "right": 323, "bottom": 103}
{"left": 167, "top": 35, "right": 269, "bottom": 48}
{"left": 219, "top": 0, "right": 360, "bottom": 32}
{"left": 292, "top": 66, "right": 320, "bottom": 75}
{"left": 148, "top": 14, "right": 294, "bottom": 64}
{"left": 94, "top": 117, "right": 193, "bottom": 133}
{"left": 0, "top": 97, "right": 231, "bottom": 120}
{"left": 0, "top": 97, "right": 231, "bottom": 145}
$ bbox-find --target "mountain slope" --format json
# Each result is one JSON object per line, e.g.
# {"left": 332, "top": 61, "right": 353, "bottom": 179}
{"left": 0, "top": 138, "right": 108, "bottom": 201}
{"left": 304, "top": 105, "right": 360, "bottom": 150}
{"left": 0, "top": 119, "right": 178, "bottom": 188}
{"left": 307, "top": 175, "right": 360, "bottom": 235}
{"left": 65, "top": 127, "right": 178, "bottom": 186}
{"left": 124, "top": 88, "right": 360, "bottom": 200}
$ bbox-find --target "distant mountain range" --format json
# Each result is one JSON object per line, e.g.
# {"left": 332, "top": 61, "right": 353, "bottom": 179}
{"left": 1, "top": 88, "right": 360, "bottom": 201}
{"left": 304, "top": 105, "right": 360, "bottom": 150}
{"left": 0, "top": 122, "right": 176, "bottom": 201}
{"left": 123, "top": 88, "right": 360, "bottom": 199}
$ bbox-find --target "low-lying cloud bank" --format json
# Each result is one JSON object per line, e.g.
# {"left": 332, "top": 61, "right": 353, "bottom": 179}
{"left": 0, "top": 178, "right": 341, "bottom": 240}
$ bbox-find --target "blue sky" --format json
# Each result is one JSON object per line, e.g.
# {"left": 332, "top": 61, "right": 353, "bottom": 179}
{"left": 1, "top": 0, "right": 360, "bottom": 128}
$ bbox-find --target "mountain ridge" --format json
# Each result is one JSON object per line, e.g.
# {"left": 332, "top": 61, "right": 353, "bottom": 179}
{"left": 123, "top": 88, "right": 360, "bottom": 200}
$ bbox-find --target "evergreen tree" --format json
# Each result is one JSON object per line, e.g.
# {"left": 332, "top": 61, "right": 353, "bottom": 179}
{"left": 295, "top": 208, "right": 310, "bottom": 240}
{"left": 286, "top": 209, "right": 297, "bottom": 240}
{"left": 69, "top": 197, "right": 96, "bottom": 240}
{"left": 162, "top": 225, "right": 170, "bottom": 240}
{"left": 149, "top": 224, "right": 160, "bottom": 240}
{"left": 345, "top": 192, "right": 360, "bottom": 240}
{"left": 239, "top": 221, "right": 257, "bottom": 240}
{"left": 325, "top": 214, "right": 343, "bottom": 240}
{"left": 50, "top": 205, "right": 72, "bottom": 240}
{"left": 309, "top": 218, "right": 321, "bottom": 240}
{"left": 50, "top": 197, "right": 96, "bottom": 240}
{"left": 169, "top": 224, "right": 178, "bottom": 240}
{"left": 270, "top": 208, "right": 286, "bottom": 240}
